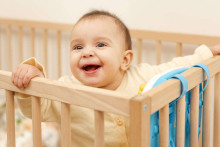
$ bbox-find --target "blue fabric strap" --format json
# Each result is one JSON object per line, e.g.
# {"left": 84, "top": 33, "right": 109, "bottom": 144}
{"left": 192, "top": 63, "right": 210, "bottom": 94}
{"left": 172, "top": 74, "right": 188, "bottom": 102}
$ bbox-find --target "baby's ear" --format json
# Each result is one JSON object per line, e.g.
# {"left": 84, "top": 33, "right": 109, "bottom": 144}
{"left": 120, "top": 50, "right": 133, "bottom": 71}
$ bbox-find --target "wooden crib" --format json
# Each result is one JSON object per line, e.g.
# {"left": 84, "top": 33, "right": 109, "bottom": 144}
{"left": 0, "top": 18, "right": 220, "bottom": 147}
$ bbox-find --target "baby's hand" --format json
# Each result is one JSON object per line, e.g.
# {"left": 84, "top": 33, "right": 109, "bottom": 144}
{"left": 12, "top": 64, "right": 44, "bottom": 89}
{"left": 210, "top": 44, "right": 220, "bottom": 56}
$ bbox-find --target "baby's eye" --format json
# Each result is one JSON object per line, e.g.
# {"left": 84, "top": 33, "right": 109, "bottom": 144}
{"left": 74, "top": 45, "right": 83, "bottom": 50}
{"left": 96, "top": 42, "right": 106, "bottom": 47}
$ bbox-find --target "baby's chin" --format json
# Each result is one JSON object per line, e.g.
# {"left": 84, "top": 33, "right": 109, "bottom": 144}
{"left": 73, "top": 74, "right": 113, "bottom": 89}
{"left": 80, "top": 80, "right": 104, "bottom": 88}
{"left": 83, "top": 82, "right": 118, "bottom": 90}
{"left": 81, "top": 80, "right": 114, "bottom": 90}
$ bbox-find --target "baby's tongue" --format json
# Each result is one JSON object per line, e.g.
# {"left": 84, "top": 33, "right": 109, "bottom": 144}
{"left": 86, "top": 65, "right": 97, "bottom": 71}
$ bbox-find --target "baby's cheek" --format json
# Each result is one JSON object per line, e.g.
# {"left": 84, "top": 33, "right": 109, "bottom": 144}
{"left": 69, "top": 61, "right": 77, "bottom": 74}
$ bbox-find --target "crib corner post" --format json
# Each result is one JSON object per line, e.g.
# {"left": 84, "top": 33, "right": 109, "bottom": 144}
{"left": 214, "top": 72, "right": 220, "bottom": 147}
{"left": 129, "top": 94, "right": 151, "bottom": 147}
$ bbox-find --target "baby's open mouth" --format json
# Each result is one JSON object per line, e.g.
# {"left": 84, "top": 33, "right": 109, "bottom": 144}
{"left": 82, "top": 65, "right": 101, "bottom": 71}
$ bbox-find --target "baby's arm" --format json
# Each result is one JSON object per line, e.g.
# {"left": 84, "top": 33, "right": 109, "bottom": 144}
{"left": 12, "top": 64, "right": 44, "bottom": 88}
{"left": 136, "top": 44, "right": 220, "bottom": 84}
{"left": 154, "top": 44, "right": 220, "bottom": 73}
{"left": 12, "top": 58, "right": 58, "bottom": 122}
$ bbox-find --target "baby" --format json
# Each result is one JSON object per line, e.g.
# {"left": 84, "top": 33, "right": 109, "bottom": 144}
{"left": 12, "top": 10, "right": 220, "bottom": 147}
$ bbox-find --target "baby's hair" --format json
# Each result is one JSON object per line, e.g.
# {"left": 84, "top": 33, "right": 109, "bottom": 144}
{"left": 76, "top": 10, "right": 132, "bottom": 50}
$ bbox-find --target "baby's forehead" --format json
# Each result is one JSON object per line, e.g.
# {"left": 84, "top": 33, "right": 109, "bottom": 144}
{"left": 75, "top": 16, "right": 122, "bottom": 31}
{"left": 72, "top": 15, "right": 128, "bottom": 50}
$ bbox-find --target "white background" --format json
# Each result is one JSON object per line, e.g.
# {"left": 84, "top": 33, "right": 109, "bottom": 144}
{"left": 0, "top": 0, "right": 220, "bottom": 36}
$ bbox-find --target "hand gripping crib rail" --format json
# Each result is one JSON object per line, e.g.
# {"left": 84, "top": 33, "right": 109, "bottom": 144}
{"left": 0, "top": 55, "right": 219, "bottom": 147}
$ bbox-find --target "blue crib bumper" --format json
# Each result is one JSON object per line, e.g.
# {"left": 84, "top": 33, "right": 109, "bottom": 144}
{"left": 139, "top": 63, "right": 210, "bottom": 147}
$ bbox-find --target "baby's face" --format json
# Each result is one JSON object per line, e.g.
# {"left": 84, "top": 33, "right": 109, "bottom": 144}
{"left": 70, "top": 17, "right": 127, "bottom": 90}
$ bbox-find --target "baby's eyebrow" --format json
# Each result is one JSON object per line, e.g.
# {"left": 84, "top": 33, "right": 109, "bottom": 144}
{"left": 70, "top": 39, "right": 83, "bottom": 46}
{"left": 70, "top": 37, "right": 112, "bottom": 46}
{"left": 94, "top": 37, "right": 112, "bottom": 43}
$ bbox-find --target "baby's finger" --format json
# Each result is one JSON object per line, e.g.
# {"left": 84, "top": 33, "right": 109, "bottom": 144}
{"left": 17, "top": 67, "right": 28, "bottom": 88}
{"left": 23, "top": 70, "right": 36, "bottom": 88}
{"left": 211, "top": 44, "right": 220, "bottom": 55}
{"left": 11, "top": 66, "right": 20, "bottom": 84}
{"left": 17, "top": 77, "right": 24, "bottom": 88}
{"left": 12, "top": 66, "right": 23, "bottom": 86}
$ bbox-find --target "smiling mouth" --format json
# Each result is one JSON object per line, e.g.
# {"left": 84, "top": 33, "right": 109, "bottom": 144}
{"left": 82, "top": 65, "right": 101, "bottom": 72}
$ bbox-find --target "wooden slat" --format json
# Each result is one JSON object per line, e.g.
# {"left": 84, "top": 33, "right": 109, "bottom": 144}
{"left": 44, "top": 29, "right": 48, "bottom": 72}
{"left": 61, "top": 102, "right": 71, "bottom": 147}
{"left": 129, "top": 94, "right": 151, "bottom": 147}
{"left": 199, "top": 109, "right": 203, "bottom": 147}
{"left": 94, "top": 110, "right": 104, "bottom": 147}
{"left": 31, "top": 28, "right": 35, "bottom": 57}
{"left": 57, "top": 30, "right": 61, "bottom": 77}
{"left": 202, "top": 79, "right": 213, "bottom": 147}
{"left": 18, "top": 26, "right": 23, "bottom": 62}
{"left": 176, "top": 42, "right": 182, "bottom": 57}
{"left": 32, "top": 97, "right": 42, "bottom": 147}
{"left": 159, "top": 105, "right": 169, "bottom": 147}
{"left": 0, "top": 25, "right": 1, "bottom": 69}
{"left": 190, "top": 86, "right": 199, "bottom": 147}
{"left": 156, "top": 40, "right": 161, "bottom": 65}
{"left": 214, "top": 72, "right": 220, "bottom": 147}
{"left": 176, "top": 95, "right": 185, "bottom": 147}
{"left": 5, "top": 90, "right": 15, "bottom": 147}
{"left": 6, "top": 25, "right": 12, "bottom": 71}
{"left": 137, "top": 39, "right": 142, "bottom": 64}
{"left": 0, "top": 70, "right": 130, "bottom": 116}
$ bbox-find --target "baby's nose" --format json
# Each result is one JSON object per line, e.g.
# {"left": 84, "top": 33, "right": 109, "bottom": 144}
{"left": 82, "top": 48, "right": 94, "bottom": 58}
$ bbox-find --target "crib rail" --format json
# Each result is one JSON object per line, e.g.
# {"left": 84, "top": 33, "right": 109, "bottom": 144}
{"left": 130, "top": 30, "right": 220, "bottom": 65}
{"left": 149, "top": 55, "right": 220, "bottom": 113}
{"left": 0, "top": 70, "right": 131, "bottom": 116}
{"left": 130, "top": 29, "right": 220, "bottom": 45}
{"left": 0, "top": 55, "right": 220, "bottom": 146}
